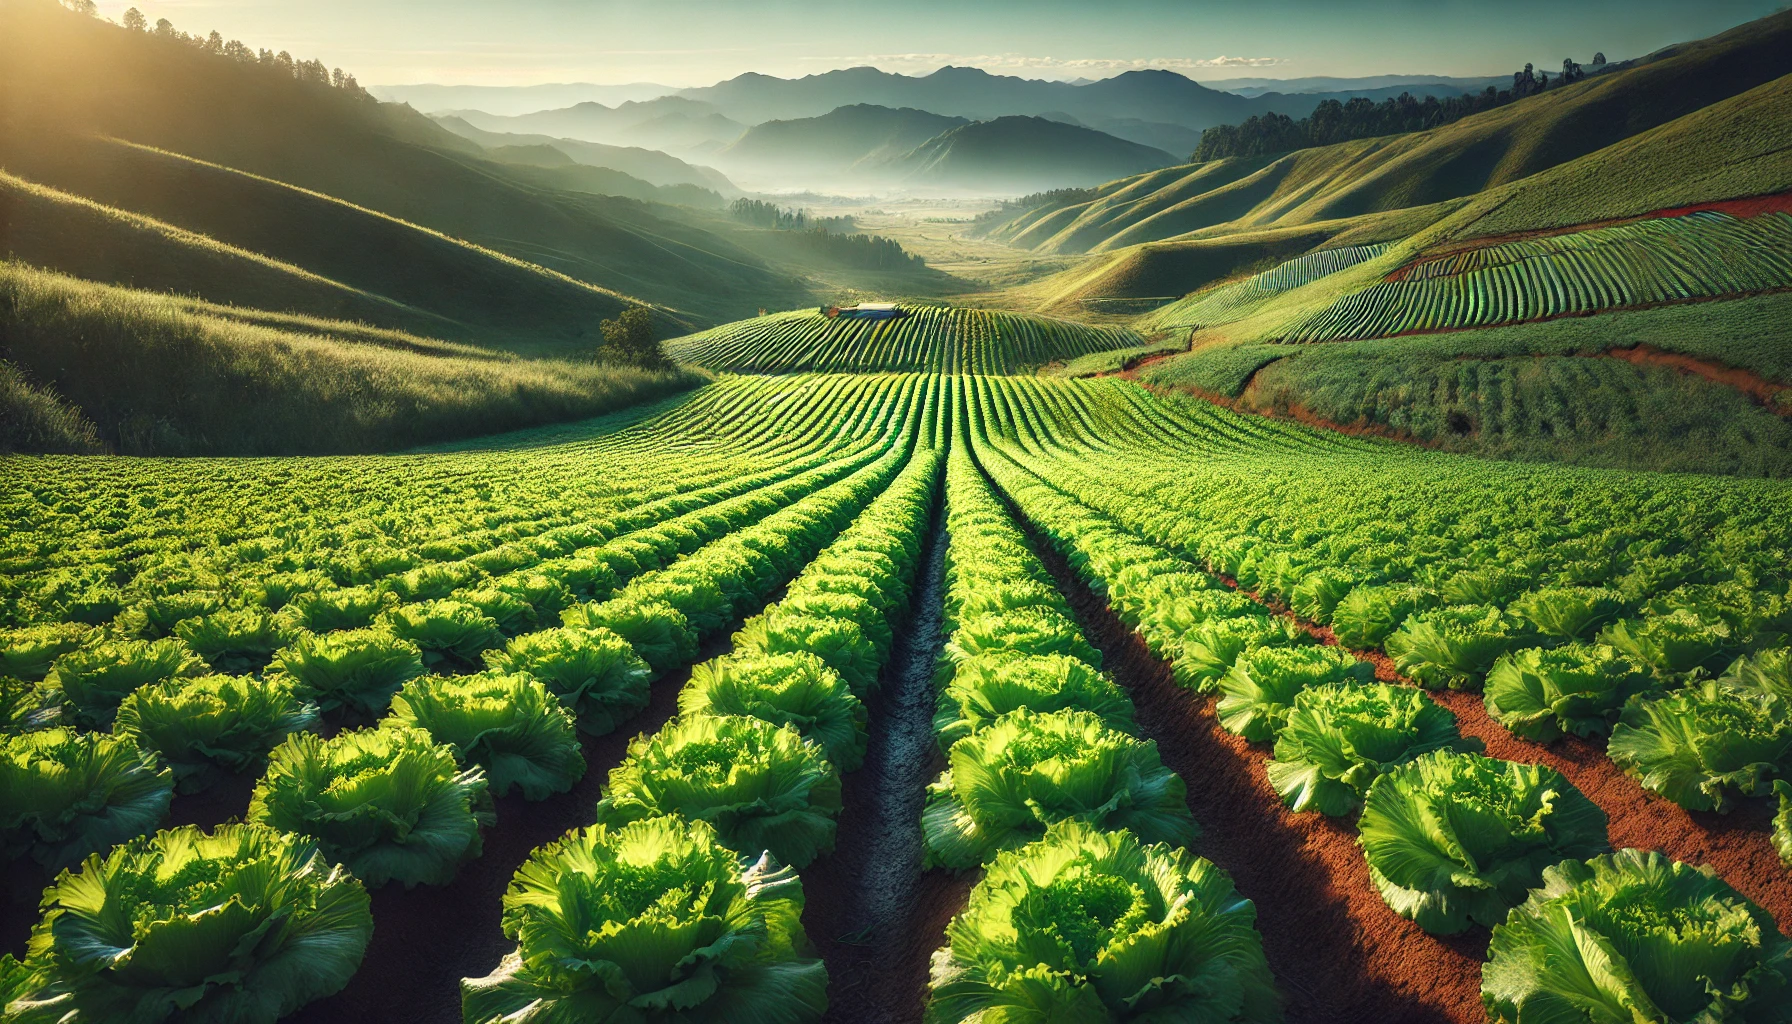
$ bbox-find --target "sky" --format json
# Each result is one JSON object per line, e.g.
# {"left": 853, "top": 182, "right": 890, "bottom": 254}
{"left": 92, "top": 0, "right": 1784, "bottom": 88}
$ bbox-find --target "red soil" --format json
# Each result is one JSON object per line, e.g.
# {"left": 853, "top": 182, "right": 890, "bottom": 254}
{"left": 1387, "top": 191, "right": 1792, "bottom": 279}
{"left": 1607, "top": 343, "right": 1788, "bottom": 406}
{"left": 1033, "top": 545, "right": 1487, "bottom": 1024}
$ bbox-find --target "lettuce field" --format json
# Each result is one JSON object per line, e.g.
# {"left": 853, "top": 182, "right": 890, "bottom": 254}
{"left": 4, "top": 369, "right": 1792, "bottom": 1024}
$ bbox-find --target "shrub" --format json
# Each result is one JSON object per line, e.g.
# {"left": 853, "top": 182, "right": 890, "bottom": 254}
{"left": 1483, "top": 643, "right": 1654, "bottom": 741}
{"left": 927, "top": 820, "right": 1279, "bottom": 1024}
{"left": 1266, "top": 683, "right": 1476, "bottom": 815}
{"left": 0, "top": 623, "right": 91, "bottom": 681}
{"left": 562, "top": 596, "right": 695, "bottom": 675}
{"left": 460, "top": 816, "right": 826, "bottom": 1024}
{"left": 0, "top": 728, "right": 172, "bottom": 872}
{"left": 1217, "top": 645, "right": 1374, "bottom": 742}
{"left": 923, "top": 709, "right": 1196, "bottom": 871}
{"left": 385, "top": 673, "right": 584, "bottom": 801}
{"left": 1359, "top": 751, "right": 1609, "bottom": 934}
{"left": 1386, "top": 606, "right": 1534, "bottom": 690}
{"left": 279, "top": 586, "right": 394, "bottom": 632}
{"left": 679, "top": 652, "right": 867, "bottom": 772}
{"left": 594, "top": 714, "right": 842, "bottom": 869}
{"left": 271, "top": 628, "right": 425, "bottom": 717}
{"left": 1607, "top": 681, "right": 1792, "bottom": 812}
{"left": 381, "top": 600, "right": 506, "bottom": 668}
{"left": 933, "top": 653, "right": 1135, "bottom": 752}
{"left": 4, "top": 824, "right": 372, "bottom": 1024}
{"left": 44, "top": 638, "right": 204, "bottom": 729}
{"left": 174, "top": 609, "right": 295, "bottom": 674}
{"left": 1171, "top": 615, "right": 1310, "bottom": 693}
{"left": 1507, "top": 586, "right": 1626, "bottom": 641}
{"left": 250, "top": 726, "right": 492, "bottom": 888}
{"left": 113, "top": 674, "right": 319, "bottom": 793}
{"left": 1482, "top": 850, "right": 1792, "bottom": 1024}
{"left": 482, "top": 627, "right": 651, "bottom": 736}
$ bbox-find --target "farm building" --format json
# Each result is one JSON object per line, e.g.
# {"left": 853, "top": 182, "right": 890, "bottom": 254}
{"left": 821, "top": 302, "right": 906, "bottom": 321}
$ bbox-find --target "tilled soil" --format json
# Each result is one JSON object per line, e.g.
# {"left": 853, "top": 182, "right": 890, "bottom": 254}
{"left": 1037, "top": 543, "right": 1487, "bottom": 1024}
{"left": 287, "top": 638, "right": 723, "bottom": 1024}
{"left": 803, "top": 504, "right": 974, "bottom": 1024}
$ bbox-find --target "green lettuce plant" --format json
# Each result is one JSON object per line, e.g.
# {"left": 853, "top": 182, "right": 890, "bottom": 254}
{"left": 562, "top": 596, "right": 695, "bottom": 675}
{"left": 482, "top": 626, "right": 651, "bottom": 736}
{"left": 1607, "top": 682, "right": 1792, "bottom": 812}
{"left": 933, "top": 653, "right": 1135, "bottom": 752}
{"left": 1724, "top": 648, "right": 1792, "bottom": 703}
{"left": 1386, "top": 605, "right": 1534, "bottom": 690}
{"left": 0, "top": 728, "right": 173, "bottom": 872}
{"left": 1217, "top": 645, "right": 1374, "bottom": 742}
{"left": 174, "top": 609, "right": 296, "bottom": 674}
{"left": 250, "top": 726, "right": 493, "bottom": 888}
{"left": 1, "top": 676, "right": 55, "bottom": 733}
{"left": 381, "top": 600, "right": 506, "bottom": 668}
{"left": 1329, "top": 584, "right": 1433, "bottom": 650}
{"left": 0, "top": 624, "right": 92, "bottom": 682}
{"left": 44, "top": 638, "right": 204, "bottom": 729}
{"left": 679, "top": 652, "right": 867, "bottom": 772}
{"left": 271, "top": 628, "right": 425, "bottom": 717}
{"left": 943, "top": 608, "right": 1103, "bottom": 671}
{"left": 1290, "top": 566, "right": 1363, "bottom": 624}
{"left": 385, "top": 561, "right": 481, "bottom": 602}
{"left": 1136, "top": 590, "right": 1260, "bottom": 658}
{"left": 1774, "top": 780, "right": 1792, "bottom": 868}
{"left": 1358, "top": 750, "right": 1609, "bottom": 934}
{"left": 734, "top": 610, "right": 880, "bottom": 696}
{"left": 453, "top": 587, "right": 538, "bottom": 636}
{"left": 385, "top": 673, "right": 584, "bottom": 801}
{"left": 1482, "top": 849, "right": 1792, "bottom": 1024}
{"left": 280, "top": 586, "right": 395, "bottom": 632}
{"left": 1601, "top": 609, "right": 1738, "bottom": 681}
{"left": 1171, "top": 615, "right": 1310, "bottom": 694}
{"left": 926, "top": 820, "right": 1280, "bottom": 1024}
{"left": 780, "top": 591, "right": 893, "bottom": 658}
{"left": 594, "top": 714, "right": 842, "bottom": 869}
{"left": 923, "top": 709, "right": 1197, "bottom": 871}
{"left": 1483, "top": 643, "right": 1655, "bottom": 742}
{"left": 460, "top": 815, "right": 827, "bottom": 1024}
{"left": 1266, "top": 683, "right": 1476, "bottom": 815}
{"left": 1508, "top": 587, "right": 1627, "bottom": 641}
{"left": 114, "top": 674, "right": 318, "bottom": 793}
{"left": 4, "top": 824, "right": 373, "bottom": 1024}
{"left": 117, "top": 592, "right": 223, "bottom": 640}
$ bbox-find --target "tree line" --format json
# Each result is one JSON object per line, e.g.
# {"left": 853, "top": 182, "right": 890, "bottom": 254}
{"left": 729, "top": 199, "right": 856, "bottom": 234}
{"left": 57, "top": 0, "right": 370, "bottom": 99}
{"left": 1192, "top": 54, "right": 1608, "bottom": 162}
{"left": 729, "top": 199, "right": 923, "bottom": 271}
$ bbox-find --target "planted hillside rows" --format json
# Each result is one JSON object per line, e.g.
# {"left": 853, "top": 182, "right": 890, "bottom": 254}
{"left": 1141, "top": 241, "right": 1393, "bottom": 333}
{"left": 5, "top": 372, "right": 1792, "bottom": 1023}
{"left": 1281, "top": 210, "right": 1792, "bottom": 341}
{"left": 665, "top": 304, "right": 1143, "bottom": 374}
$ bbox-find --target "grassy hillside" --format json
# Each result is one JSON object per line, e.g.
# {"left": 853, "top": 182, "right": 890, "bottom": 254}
{"left": 976, "top": 10, "right": 1792, "bottom": 256}
{"left": 0, "top": 1, "right": 801, "bottom": 325}
{"left": 714, "top": 105, "right": 968, "bottom": 181}
{"left": 0, "top": 264, "right": 704, "bottom": 456}
{"left": 430, "top": 115, "right": 737, "bottom": 193}
{"left": 665, "top": 305, "right": 1142, "bottom": 374}
{"left": 893, "top": 117, "right": 1179, "bottom": 192}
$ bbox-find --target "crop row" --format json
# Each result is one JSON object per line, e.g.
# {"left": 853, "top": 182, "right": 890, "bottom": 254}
{"left": 1281, "top": 210, "right": 1792, "bottom": 341}
{"left": 965, "top": 373, "right": 1792, "bottom": 1020}
{"left": 0, "top": 375, "right": 945, "bottom": 1021}
{"left": 664, "top": 305, "right": 1143, "bottom": 375}
{"left": 1139, "top": 242, "right": 1392, "bottom": 333}
{"left": 918, "top": 428, "right": 1279, "bottom": 1022}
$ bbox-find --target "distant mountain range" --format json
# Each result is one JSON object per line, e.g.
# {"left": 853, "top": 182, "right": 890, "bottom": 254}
{"left": 715, "top": 105, "right": 967, "bottom": 183}
{"left": 371, "top": 81, "right": 677, "bottom": 115}
{"left": 432, "top": 116, "right": 738, "bottom": 193}
{"left": 892, "top": 116, "right": 1179, "bottom": 192}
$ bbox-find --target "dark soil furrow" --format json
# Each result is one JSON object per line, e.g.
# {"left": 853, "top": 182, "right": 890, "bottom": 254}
{"left": 805, "top": 498, "right": 969, "bottom": 1024}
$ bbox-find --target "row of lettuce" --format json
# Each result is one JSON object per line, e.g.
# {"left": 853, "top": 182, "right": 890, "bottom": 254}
{"left": 0, "top": 377, "right": 942, "bottom": 1023}
{"left": 961, "top": 375, "right": 1792, "bottom": 1022}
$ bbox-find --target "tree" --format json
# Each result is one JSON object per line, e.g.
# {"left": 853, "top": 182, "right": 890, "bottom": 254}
{"left": 153, "top": 17, "right": 174, "bottom": 37}
{"left": 1592, "top": 52, "right": 1607, "bottom": 66}
{"left": 121, "top": 7, "right": 145, "bottom": 31}
{"left": 60, "top": 0, "right": 98, "bottom": 15}
{"left": 596, "top": 306, "right": 672, "bottom": 370}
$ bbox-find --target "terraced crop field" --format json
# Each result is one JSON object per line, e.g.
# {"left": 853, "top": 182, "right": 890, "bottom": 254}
{"left": 664, "top": 304, "right": 1143, "bottom": 374}
{"left": 6, "top": 362, "right": 1792, "bottom": 1024}
{"left": 1139, "top": 241, "right": 1394, "bottom": 333}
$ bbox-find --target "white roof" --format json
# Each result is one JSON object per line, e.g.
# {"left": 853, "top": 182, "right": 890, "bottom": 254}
{"left": 847, "top": 302, "right": 899, "bottom": 311}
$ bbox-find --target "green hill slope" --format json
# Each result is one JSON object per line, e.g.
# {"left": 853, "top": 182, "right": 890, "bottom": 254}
{"left": 892, "top": 116, "right": 1179, "bottom": 192}
{"left": 978, "top": 10, "right": 1792, "bottom": 257}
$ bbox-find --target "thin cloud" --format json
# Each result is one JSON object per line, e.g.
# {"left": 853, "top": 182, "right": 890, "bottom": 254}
{"left": 802, "top": 53, "right": 1292, "bottom": 76}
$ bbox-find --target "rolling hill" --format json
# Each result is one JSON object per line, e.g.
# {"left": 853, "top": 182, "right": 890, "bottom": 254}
{"left": 429, "top": 116, "right": 738, "bottom": 193}
{"left": 443, "top": 96, "right": 747, "bottom": 160}
{"left": 714, "top": 105, "right": 968, "bottom": 183}
{"left": 891, "top": 116, "right": 1179, "bottom": 192}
